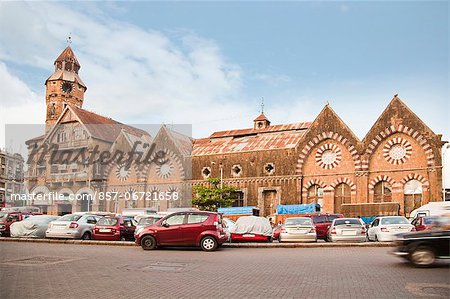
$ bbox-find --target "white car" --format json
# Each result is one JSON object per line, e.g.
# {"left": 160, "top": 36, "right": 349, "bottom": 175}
{"left": 222, "top": 218, "right": 236, "bottom": 241}
{"left": 367, "top": 216, "right": 414, "bottom": 242}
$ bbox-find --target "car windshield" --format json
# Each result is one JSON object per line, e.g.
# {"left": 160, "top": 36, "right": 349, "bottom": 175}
{"left": 334, "top": 219, "right": 361, "bottom": 226}
{"left": 58, "top": 214, "right": 82, "bottom": 222}
{"left": 312, "top": 215, "right": 327, "bottom": 223}
{"left": 138, "top": 217, "right": 160, "bottom": 226}
{"left": 97, "top": 217, "right": 118, "bottom": 226}
{"left": 381, "top": 217, "right": 409, "bottom": 225}
{"left": 285, "top": 218, "right": 312, "bottom": 226}
{"left": 328, "top": 215, "right": 341, "bottom": 222}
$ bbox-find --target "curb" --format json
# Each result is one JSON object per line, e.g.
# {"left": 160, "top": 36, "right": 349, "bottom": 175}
{"left": 0, "top": 237, "right": 394, "bottom": 248}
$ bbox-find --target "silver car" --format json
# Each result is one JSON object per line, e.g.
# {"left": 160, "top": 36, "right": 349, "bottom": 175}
{"left": 10, "top": 215, "right": 60, "bottom": 238}
{"left": 279, "top": 217, "right": 317, "bottom": 242}
{"left": 328, "top": 218, "right": 367, "bottom": 242}
{"left": 46, "top": 213, "right": 101, "bottom": 240}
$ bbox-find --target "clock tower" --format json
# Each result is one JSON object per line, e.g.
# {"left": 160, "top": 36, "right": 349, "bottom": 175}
{"left": 45, "top": 46, "right": 86, "bottom": 128}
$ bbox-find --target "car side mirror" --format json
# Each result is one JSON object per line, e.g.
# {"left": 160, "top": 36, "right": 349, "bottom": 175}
{"left": 162, "top": 222, "right": 169, "bottom": 228}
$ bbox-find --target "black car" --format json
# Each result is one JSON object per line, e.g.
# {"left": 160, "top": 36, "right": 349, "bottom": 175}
{"left": 393, "top": 228, "right": 450, "bottom": 267}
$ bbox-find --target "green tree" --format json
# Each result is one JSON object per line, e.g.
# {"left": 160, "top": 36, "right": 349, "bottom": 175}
{"left": 192, "top": 177, "right": 239, "bottom": 211}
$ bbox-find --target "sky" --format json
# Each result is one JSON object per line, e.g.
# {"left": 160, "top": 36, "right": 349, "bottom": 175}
{"left": 0, "top": 1, "right": 448, "bottom": 180}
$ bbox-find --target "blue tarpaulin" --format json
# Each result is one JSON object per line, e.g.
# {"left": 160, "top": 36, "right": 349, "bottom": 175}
{"left": 276, "top": 204, "right": 316, "bottom": 215}
{"left": 361, "top": 216, "right": 376, "bottom": 224}
{"left": 218, "top": 206, "right": 256, "bottom": 215}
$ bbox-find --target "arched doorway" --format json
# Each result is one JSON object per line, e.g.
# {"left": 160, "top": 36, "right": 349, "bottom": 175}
{"left": 404, "top": 179, "right": 422, "bottom": 216}
{"left": 334, "top": 183, "right": 351, "bottom": 214}
{"left": 373, "top": 181, "right": 392, "bottom": 203}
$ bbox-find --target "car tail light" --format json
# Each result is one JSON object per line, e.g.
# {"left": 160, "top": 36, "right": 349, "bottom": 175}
{"left": 330, "top": 227, "right": 336, "bottom": 235}
{"left": 69, "top": 222, "right": 78, "bottom": 229}
{"left": 360, "top": 228, "right": 366, "bottom": 235}
{"left": 380, "top": 227, "right": 389, "bottom": 232}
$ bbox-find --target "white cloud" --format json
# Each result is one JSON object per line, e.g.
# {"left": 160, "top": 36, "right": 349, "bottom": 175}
{"left": 0, "top": 2, "right": 255, "bottom": 140}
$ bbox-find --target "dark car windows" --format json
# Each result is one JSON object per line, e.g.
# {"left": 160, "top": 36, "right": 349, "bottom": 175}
{"left": 165, "top": 214, "right": 185, "bottom": 226}
{"left": 187, "top": 214, "right": 209, "bottom": 224}
{"left": 124, "top": 219, "right": 134, "bottom": 227}
{"left": 328, "top": 215, "right": 341, "bottom": 222}
{"left": 313, "top": 215, "right": 327, "bottom": 223}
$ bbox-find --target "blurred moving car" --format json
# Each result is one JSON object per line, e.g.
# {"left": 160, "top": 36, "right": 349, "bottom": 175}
{"left": 222, "top": 218, "right": 236, "bottom": 241}
{"left": 10, "top": 215, "right": 60, "bottom": 238}
{"left": 93, "top": 216, "right": 136, "bottom": 241}
{"left": 134, "top": 215, "right": 163, "bottom": 237}
{"left": 367, "top": 216, "right": 414, "bottom": 242}
{"left": 135, "top": 211, "right": 228, "bottom": 251}
{"left": 230, "top": 216, "right": 273, "bottom": 242}
{"left": 46, "top": 213, "right": 101, "bottom": 240}
{"left": 302, "top": 213, "right": 344, "bottom": 241}
{"left": 409, "top": 201, "right": 450, "bottom": 220}
{"left": 393, "top": 216, "right": 450, "bottom": 267}
{"left": 328, "top": 218, "right": 366, "bottom": 243}
{"left": 411, "top": 216, "right": 437, "bottom": 231}
{"left": 279, "top": 217, "right": 316, "bottom": 242}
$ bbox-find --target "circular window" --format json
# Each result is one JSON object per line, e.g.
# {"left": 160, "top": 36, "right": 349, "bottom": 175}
{"left": 316, "top": 144, "right": 342, "bottom": 169}
{"left": 115, "top": 164, "right": 130, "bottom": 181}
{"left": 156, "top": 160, "right": 173, "bottom": 179}
{"left": 383, "top": 137, "right": 412, "bottom": 164}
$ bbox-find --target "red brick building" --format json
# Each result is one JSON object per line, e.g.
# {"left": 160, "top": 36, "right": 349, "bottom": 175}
{"left": 192, "top": 99, "right": 445, "bottom": 217}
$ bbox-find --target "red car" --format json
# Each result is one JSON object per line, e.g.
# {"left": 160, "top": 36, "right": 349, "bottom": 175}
{"left": 135, "top": 211, "right": 228, "bottom": 251}
{"left": 93, "top": 216, "right": 136, "bottom": 241}
{"left": 0, "top": 211, "right": 38, "bottom": 237}
{"left": 411, "top": 216, "right": 437, "bottom": 231}
{"left": 302, "top": 213, "right": 344, "bottom": 241}
{"left": 230, "top": 216, "right": 273, "bottom": 242}
{"left": 273, "top": 225, "right": 283, "bottom": 241}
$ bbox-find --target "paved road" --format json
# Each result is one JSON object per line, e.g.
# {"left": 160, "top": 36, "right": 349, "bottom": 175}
{"left": 0, "top": 242, "right": 448, "bottom": 299}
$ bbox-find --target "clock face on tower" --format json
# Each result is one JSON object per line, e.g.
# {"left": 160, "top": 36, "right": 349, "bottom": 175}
{"left": 61, "top": 81, "right": 73, "bottom": 93}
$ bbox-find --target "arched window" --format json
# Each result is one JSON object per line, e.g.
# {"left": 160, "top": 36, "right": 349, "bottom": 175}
{"left": 307, "top": 184, "right": 323, "bottom": 204}
{"left": 404, "top": 179, "right": 422, "bottom": 216}
{"left": 373, "top": 181, "right": 392, "bottom": 203}
{"left": 334, "top": 183, "right": 351, "bottom": 213}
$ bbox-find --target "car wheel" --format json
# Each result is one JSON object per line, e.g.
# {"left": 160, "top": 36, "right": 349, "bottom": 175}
{"left": 267, "top": 236, "right": 273, "bottom": 243}
{"left": 410, "top": 246, "right": 435, "bottom": 267}
{"left": 200, "top": 236, "right": 218, "bottom": 252}
{"left": 81, "top": 232, "right": 91, "bottom": 240}
{"left": 141, "top": 235, "right": 157, "bottom": 250}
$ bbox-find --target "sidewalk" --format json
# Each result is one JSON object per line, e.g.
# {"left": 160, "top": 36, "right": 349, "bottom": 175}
{"left": 0, "top": 237, "right": 394, "bottom": 248}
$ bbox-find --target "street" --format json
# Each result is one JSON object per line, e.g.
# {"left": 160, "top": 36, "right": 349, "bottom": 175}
{"left": 0, "top": 242, "right": 448, "bottom": 299}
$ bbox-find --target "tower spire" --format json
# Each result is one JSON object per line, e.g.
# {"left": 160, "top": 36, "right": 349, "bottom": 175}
{"left": 66, "top": 33, "right": 72, "bottom": 46}
{"left": 261, "top": 97, "right": 264, "bottom": 114}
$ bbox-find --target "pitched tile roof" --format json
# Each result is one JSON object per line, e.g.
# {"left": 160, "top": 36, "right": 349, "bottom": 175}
{"left": 71, "top": 106, "right": 150, "bottom": 143}
{"left": 192, "top": 122, "right": 311, "bottom": 155}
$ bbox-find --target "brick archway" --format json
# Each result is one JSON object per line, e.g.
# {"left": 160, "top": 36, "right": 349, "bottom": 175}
{"left": 400, "top": 173, "right": 429, "bottom": 187}
{"left": 330, "top": 177, "right": 357, "bottom": 192}
{"left": 368, "top": 175, "right": 396, "bottom": 191}
{"left": 364, "top": 125, "right": 435, "bottom": 168}
{"left": 296, "top": 131, "right": 362, "bottom": 174}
